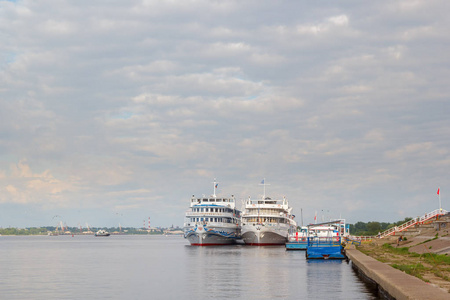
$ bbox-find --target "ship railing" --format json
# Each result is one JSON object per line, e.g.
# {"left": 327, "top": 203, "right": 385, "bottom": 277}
{"left": 288, "top": 236, "right": 307, "bottom": 242}
{"left": 185, "top": 212, "right": 236, "bottom": 217}
{"left": 184, "top": 220, "right": 240, "bottom": 227}
{"left": 307, "top": 236, "right": 341, "bottom": 247}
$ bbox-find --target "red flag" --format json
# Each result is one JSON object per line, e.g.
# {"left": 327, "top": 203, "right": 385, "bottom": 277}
{"left": 437, "top": 188, "right": 440, "bottom": 195}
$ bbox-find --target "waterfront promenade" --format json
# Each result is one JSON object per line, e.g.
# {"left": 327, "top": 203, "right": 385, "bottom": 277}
{"left": 347, "top": 247, "right": 449, "bottom": 299}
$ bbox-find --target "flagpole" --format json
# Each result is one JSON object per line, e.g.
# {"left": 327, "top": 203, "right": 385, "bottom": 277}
{"left": 439, "top": 187, "right": 441, "bottom": 211}
{"left": 260, "top": 178, "right": 269, "bottom": 199}
{"left": 263, "top": 178, "right": 266, "bottom": 199}
{"left": 301, "top": 208, "right": 303, "bottom": 227}
{"left": 213, "top": 178, "right": 217, "bottom": 197}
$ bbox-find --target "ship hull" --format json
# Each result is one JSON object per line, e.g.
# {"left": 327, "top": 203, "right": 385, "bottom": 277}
{"left": 241, "top": 225, "right": 288, "bottom": 245}
{"left": 184, "top": 225, "right": 240, "bottom": 246}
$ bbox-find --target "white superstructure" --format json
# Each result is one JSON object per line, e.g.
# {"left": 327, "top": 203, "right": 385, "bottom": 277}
{"left": 241, "top": 180, "right": 297, "bottom": 245}
{"left": 183, "top": 179, "right": 241, "bottom": 246}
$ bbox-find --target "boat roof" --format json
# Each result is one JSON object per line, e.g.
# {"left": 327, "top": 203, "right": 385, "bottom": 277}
{"left": 307, "top": 220, "right": 343, "bottom": 227}
{"left": 193, "top": 204, "right": 234, "bottom": 207}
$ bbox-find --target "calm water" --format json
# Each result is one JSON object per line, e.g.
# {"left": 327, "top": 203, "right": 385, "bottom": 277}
{"left": 0, "top": 235, "right": 379, "bottom": 299}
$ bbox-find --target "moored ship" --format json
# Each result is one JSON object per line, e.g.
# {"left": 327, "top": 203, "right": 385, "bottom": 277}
{"left": 183, "top": 179, "right": 242, "bottom": 246}
{"left": 241, "top": 179, "right": 297, "bottom": 245}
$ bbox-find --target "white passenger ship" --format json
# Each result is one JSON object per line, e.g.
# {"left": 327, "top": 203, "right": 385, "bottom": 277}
{"left": 183, "top": 180, "right": 241, "bottom": 246}
{"left": 241, "top": 179, "right": 297, "bottom": 245}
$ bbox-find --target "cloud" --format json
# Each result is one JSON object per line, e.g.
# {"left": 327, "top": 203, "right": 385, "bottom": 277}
{"left": 1, "top": 1, "right": 450, "bottom": 227}
{"left": 1, "top": 160, "right": 75, "bottom": 205}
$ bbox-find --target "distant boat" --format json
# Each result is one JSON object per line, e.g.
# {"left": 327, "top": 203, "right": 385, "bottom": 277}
{"left": 95, "top": 230, "right": 110, "bottom": 237}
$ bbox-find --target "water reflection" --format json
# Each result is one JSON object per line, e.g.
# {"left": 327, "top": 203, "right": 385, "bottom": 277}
{"left": 185, "top": 245, "right": 379, "bottom": 299}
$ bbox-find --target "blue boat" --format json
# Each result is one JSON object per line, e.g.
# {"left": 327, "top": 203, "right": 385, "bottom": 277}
{"left": 306, "top": 236, "right": 345, "bottom": 259}
{"left": 285, "top": 226, "right": 308, "bottom": 250}
{"left": 286, "top": 240, "right": 308, "bottom": 250}
{"left": 305, "top": 221, "right": 346, "bottom": 259}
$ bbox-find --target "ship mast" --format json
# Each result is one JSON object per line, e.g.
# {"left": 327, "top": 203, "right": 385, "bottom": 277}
{"left": 212, "top": 178, "right": 218, "bottom": 197}
{"left": 260, "top": 178, "right": 270, "bottom": 199}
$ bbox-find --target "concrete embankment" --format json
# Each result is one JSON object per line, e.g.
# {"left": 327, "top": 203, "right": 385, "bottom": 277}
{"left": 346, "top": 248, "right": 449, "bottom": 300}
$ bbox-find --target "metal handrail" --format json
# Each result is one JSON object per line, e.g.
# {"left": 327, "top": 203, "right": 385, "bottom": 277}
{"left": 378, "top": 208, "right": 448, "bottom": 238}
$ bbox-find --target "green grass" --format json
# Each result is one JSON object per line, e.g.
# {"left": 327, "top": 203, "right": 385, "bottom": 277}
{"left": 358, "top": 242, "right": 450, "bottom": 286}
{"left": 391, "top": 263, "right": 428, "bottom": 281}
{"left": 380, "top": 243, "right": 450, "bottom": 265}
{"left": 382, "top": 243, "right": 419, "bottom": 256}
{"left": 420, "top": 252, "right": 450, "bottom": 265}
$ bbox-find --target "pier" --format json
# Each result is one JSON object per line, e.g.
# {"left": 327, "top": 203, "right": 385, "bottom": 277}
{"left": 345, "top": 211, "right": 450, "bottom": 299}
{"left": 346, "top": 248, "right": 449, "bottom": 299}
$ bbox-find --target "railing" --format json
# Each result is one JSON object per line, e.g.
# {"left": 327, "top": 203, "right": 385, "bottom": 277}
{"left": 185, "top": 212, "right": 234, "bottom": 217}
{"left": 307, "top": 236, "right": 342, "bottom": 247}
{"left": 378, "top": 208, "right": 448, "bottom": 238}
{"left": 347, "top": 236, "right": 373, "bottom": 242}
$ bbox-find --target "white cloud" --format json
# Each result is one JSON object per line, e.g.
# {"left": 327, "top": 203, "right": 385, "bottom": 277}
{"left": 385, "top": 142, "right": 434, "bottom": 160}
{"left": 1, "top": 1, "right": 449, "bottom": 227}
{"left": 328, "top": 15, "right": 349, "bottom": 26}
{"left": 1, "top": 161, "right": 75, "bottom": 205}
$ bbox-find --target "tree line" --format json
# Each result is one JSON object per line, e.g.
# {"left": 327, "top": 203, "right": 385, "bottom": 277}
{"left": 349, "top": 217, "right": 412, "bottom": 236}
{"left": 0, "top": 226, "right": 165, "bottom": 235}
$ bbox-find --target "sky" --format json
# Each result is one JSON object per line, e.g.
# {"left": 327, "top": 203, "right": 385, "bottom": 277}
{"left": 1, "top": 0, "right": 449, "bottom": 229}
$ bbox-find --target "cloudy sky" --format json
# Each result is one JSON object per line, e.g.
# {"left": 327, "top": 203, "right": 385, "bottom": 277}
{"left": 1, "top": 0, "right": 449, "bottom": 229}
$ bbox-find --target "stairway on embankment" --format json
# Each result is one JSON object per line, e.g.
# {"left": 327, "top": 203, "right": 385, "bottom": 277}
{"left": 394, "top": 213, "right": 450, "bottom": 255}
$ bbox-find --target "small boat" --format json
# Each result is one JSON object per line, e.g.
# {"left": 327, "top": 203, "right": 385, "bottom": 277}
{"left": 95, "top": 229, "right": 110, "bottom": 237}
{"left": 286, "top": 226, "right": 308, "bottom": 250}
{"left": 305, "top": 220, "right": 347, "bottom": 259}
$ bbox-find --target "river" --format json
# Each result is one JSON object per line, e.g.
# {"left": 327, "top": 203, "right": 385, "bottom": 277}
{"left": 0, "top": 235, "right": 379, "bottom": 299}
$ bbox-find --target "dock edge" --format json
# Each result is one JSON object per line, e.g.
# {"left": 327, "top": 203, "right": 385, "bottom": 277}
{"left": 345, "top": 248, "right": 449, "bottom": 300}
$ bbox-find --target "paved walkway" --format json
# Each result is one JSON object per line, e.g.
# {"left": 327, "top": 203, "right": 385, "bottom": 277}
{"left": 346, "top": 248, "right": 449, "bottom": 300}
